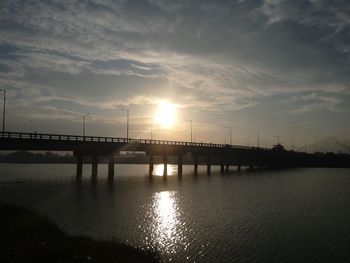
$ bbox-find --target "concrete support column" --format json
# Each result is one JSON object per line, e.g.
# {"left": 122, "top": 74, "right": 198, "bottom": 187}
{"left": 76, "top": 155, "right": 83, "bottom": 176}
{"left": 149, "top": 155, "right": 154, "bottom": 174}
{"left": 225, "top": 157, "right": 230, "bottom": 172}
{"left": 108, "top": 155, "right": 115, "bottom": 177}
{"left": 220, "top": 156, "right": 226, "bottom": 174}
{"left": 237, "top": 165, "right": 241, "bottom": 172}
{"left": 92, "top": 155, "right": 98, "bottom": 176}
{"left": 163, "top": 155, "right": 168, "bottom": 175}
{"left": 220, "top": 163, "right": 225, "bottom": 174}
{"left": 194, "top": 155, "right": 198, "bottom": 174}
{"left": 178, "top": 155, "right": 183, "bottom": 175}
{"left": 207, "top": 156, "right": 211, "bottom": 174}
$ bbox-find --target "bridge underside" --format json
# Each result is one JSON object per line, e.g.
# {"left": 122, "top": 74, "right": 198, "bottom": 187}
{"left": 73, "top": 154, "right": 272, "bottom": 177}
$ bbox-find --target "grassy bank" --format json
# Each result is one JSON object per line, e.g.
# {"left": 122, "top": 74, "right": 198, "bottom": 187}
{"left": 0, "top": 204, "right": 159, "bottom": 263}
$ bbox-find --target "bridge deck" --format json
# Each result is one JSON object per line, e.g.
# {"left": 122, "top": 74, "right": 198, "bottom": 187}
{"left": 0, "top": 131, "right": 263, "bottom": 151}
{"left": 2, "top": 132, "right": 349, "bottom": 175}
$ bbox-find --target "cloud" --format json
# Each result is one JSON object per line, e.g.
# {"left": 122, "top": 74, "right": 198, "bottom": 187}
{"left": 1, "top": 0, "right": 350, "bottom": 139}
{"left": 285, "top": 91, "right": 347, "bottom": 113}
{"left": 260, "top": 0, "right": 350, "bottom": 31}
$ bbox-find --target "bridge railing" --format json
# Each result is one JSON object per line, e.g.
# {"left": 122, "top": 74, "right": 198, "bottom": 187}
{"left": 1, "top": 131, "right": 267, "bottom": 151}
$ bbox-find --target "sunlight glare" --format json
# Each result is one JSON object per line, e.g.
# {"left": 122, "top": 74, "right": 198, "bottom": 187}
{"left": 154, "top": 101, "right": 177, "bottom": 129}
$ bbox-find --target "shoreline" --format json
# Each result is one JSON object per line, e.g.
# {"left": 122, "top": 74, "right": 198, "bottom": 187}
{"left": 0, "top": 203, "right": 159, "bottom": 263}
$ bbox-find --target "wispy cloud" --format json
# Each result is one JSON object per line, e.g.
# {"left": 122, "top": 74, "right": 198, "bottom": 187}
{"left": 1, "top": 0, "right": 350, "bottom": 140}
{"left": 285, "top": 92, "right": 347, "bottom": 113}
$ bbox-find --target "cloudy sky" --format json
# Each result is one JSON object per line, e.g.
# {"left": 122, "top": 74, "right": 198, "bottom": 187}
{"left": 1, "top": 0, "right": 350, "bottom": 148}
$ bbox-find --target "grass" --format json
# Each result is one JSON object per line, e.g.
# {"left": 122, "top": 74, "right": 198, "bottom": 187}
{"left": 0, "top": 204, "right": 159, "bottom": 263}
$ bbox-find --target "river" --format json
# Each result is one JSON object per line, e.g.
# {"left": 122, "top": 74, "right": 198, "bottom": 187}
{"left": 1, "top": 164, "right": 350, "bottom": 262}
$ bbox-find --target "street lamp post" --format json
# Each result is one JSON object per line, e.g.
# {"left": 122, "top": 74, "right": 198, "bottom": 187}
{"left": 291, "top": 138, "right": 295, "bottom": 151}
{"left": 185, "top": 119, "right": 193, "bottom": 143}
{"left": 0, "top": 88, "right": 6, "bottom": 134}
{"left": 247, "top": 136, "right": 252, "bottom": 147}
{"left": 253, "top": 131, "right": 260, "bottom": 148}
{"left": 122, "top": 108, "right": 129, "bottom": 139}
{"left": 82, "top": 113, "right": 90, "bottom": 137}
{"left": 226, "top": 126, "right": 232, "bottom": 145}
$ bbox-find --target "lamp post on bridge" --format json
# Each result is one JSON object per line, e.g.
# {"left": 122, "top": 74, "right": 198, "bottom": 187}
{"left": 193, "top": 129, "right": 197, "bottom": 143}
{"left": 226, "top": 126, "right": 232, "bottom": 145}
{"left": 185, "top": 119, "right": 193, "bottom": 143}
{"left": 122, "top": 108, "right": 129, "bottom": 140}
{"left": 253, "top": 131, "right": 260, "bottom": 148}
{"left": 290, "top": 138, "right": 295, "bottom": 151}
{"left": 82, "top": 113, "right": 90, "bottom": 137}
{"left": 0, "top": 88, "right": 6, "bottom": 134}
{"left": 150, "top": 122, "right": 159, "bottom": 140}
{"left": 247, "top": 136, "right": 252, "bottom": 147}
{"left": 265, "top": 138, "right": 269, "bottom": 148}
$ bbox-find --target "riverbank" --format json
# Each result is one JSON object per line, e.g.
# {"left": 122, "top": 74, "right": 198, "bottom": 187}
{"left": 0, "top": 204, "right": 159, "bottom": 263}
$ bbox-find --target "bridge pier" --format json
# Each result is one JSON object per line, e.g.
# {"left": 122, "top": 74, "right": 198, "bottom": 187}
{"left": 194, "top": 155, "right": 198, "bottom": 174}
{"left": 163, "top": 155, "right": 168, "bottom": 175}
{"left": 226, "top": 164, "right": 229, "bottom": 172}
{"left": 178, "top": 155, "right": 183, "bottom": 175}
{"left": 220, "top": 156, "right": 225, "bottom": 174}
{"left": 207, "top": 156, "right": 211, "bottom": 174}
{"left": 92, "top": 156, "right": 98, "bottom": 176}
{"left": 149, "top": 155, "right": 154, "bottom": 174}
{"left": 237, "top": 165, "right": 241, "bottom": 172}
{"left": 76, "top": 155, "right": 83, "bottom": 176}
{"left": 108, "top": 155, "right": 114, "bottom": 177}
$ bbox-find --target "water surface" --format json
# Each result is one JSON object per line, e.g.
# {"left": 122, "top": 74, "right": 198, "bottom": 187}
{"left": 1, "top": 164, "right": 350, "bottom": 262}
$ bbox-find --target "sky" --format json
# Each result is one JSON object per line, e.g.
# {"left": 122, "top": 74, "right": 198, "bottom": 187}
{"left": 1, "top": 0, "right": 350, "bottom": 149}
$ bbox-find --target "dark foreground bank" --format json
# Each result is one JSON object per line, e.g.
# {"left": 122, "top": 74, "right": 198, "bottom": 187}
{"left": 0, "top": 204, "right": 159, "bottom": 263}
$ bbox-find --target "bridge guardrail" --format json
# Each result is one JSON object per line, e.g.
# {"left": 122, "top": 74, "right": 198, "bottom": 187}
{"left": 1, "top": 131, "right": 267, "bottom": 151}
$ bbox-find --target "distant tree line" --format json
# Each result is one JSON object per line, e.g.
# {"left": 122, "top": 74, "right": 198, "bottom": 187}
{"left": 0, "top": 151, "right": 75, "bottom": 163}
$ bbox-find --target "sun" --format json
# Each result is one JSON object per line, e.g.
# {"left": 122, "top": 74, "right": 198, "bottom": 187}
{"left": 154, "top": 101, "right": 177, "bottom": 128}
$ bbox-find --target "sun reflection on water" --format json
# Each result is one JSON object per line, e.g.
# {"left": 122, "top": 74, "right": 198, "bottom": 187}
{"left": 156, "top": 191, "right": 178, "bottom": 241}
{"left": 153, "top": 164, "right": 177, "bottom": 176}
{"left": 144, "top": 190, "right": 188, "bottom": 257}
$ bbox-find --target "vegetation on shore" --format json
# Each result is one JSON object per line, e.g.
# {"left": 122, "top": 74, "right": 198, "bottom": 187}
{"left": 0, "top": 204, "right": 159, "bottom": 263}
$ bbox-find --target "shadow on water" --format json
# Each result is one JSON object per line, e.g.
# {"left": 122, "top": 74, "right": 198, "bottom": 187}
{"left": 107, "top": 176, "right": 115, "bottom": 193}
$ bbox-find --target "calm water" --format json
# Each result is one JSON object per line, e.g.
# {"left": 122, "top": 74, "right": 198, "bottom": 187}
{"left": 1, "top": 164, "right": 350, "bottom": 262}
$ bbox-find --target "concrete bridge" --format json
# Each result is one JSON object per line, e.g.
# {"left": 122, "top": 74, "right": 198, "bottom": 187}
{"left": 1, "top": 132, "right": 349, "bottom": 177}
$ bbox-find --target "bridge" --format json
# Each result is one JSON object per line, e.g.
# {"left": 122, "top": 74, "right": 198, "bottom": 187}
{"left": 1, "top": 132, "right": 349, "bottom": 177}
